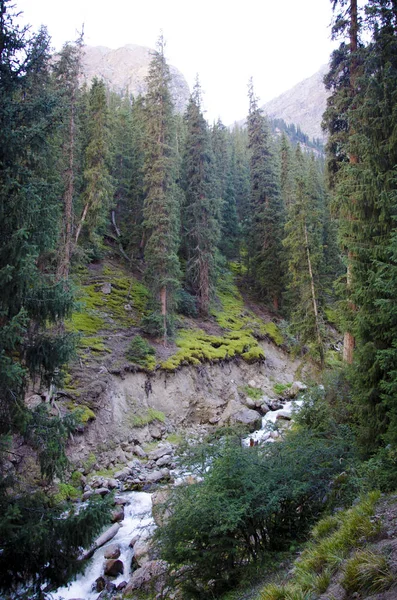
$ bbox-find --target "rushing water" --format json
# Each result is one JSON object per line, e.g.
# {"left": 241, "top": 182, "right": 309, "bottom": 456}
{"left": 243, "top": 399, "right": 304, "bottom": 445}
{"left": 54, "top": 491, "right": 154, "bottom": 600}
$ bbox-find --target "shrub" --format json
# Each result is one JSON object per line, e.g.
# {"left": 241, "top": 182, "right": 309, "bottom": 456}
{"left": 177, "top": 288, "right": 198, "bottom": 317}
{"left": 155, "top": 429, "right": 356, "bottom": 598}
{"left": 126, "top": 335, "right": 155, "bottom": 366}
{"left": 341, "top": 549, "right": 394, "bottom": 594}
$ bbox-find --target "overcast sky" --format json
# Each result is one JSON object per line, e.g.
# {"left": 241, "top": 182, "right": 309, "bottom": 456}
{"left": 16, "top": 0, "right": 337, "bottom": 123}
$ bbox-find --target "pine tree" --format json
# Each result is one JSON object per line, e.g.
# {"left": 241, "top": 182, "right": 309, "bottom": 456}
{"left": 283, "top": 147, "right": 325, "bottom": 365}
{"left": 182, "top": 80, "right": 221, "bottom": 316}
{"left": 53, "top": 35, "right": 84, "bottom": 279}
{"left": 247, "top": 79, "right": 284, "bottom": 309}
{"left": 75, "top": 77, "right": 114, "bottom": 248}
{"left": 211, "top": 120, "right": 240, "bottom": 260}
{"left": 142, "top": 36, "right": 181, "bottom": 341}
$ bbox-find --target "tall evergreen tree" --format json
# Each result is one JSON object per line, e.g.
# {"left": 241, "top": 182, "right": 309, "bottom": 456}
{"left": 212, "top": 120, "right": 240, "bottom": 259}
{"left": 53, "top": 34, "right": 84, "bottom": 279}
{"left": 284, "top": 147, "right": 325, "bottom": 365}
{"left": 247, "top": 79, "right": 284, "bottom": 309}
{"left": 142, "top": 36, "right": 181, "bottom": 341}
{"left": 182, "top": 80, "right": 221, "bottom": 316}
{"left": 75, "top": 77, "right": 114, "bottom": 247}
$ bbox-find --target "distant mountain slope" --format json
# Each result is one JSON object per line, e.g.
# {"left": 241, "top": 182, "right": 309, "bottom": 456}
{"left": 81, "top": 44, "right": 190, "bottom": 113}
{"left": 262, "top": 65, "right": 329, "bottom": 143}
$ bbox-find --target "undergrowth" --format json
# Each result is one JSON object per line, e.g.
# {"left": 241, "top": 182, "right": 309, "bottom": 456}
{"left": 259, "top": 491, "right": 383, "bottom": 599}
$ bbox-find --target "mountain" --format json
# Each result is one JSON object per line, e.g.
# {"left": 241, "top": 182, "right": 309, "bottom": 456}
{"left": 81, "top": 44, "right": 190, "bottom": 113}
{"left": 261, "top": 65, "right": 329, "bottom": 143}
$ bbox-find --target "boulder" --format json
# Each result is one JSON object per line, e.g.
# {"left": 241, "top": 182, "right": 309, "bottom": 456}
{"left": 111, "top": 506, "right": 124, "bottom": 523}
{"left": 156, "top": 454, "right": 172, "bottom": 468}
{"left": 286, "top": 381, "right": 306, "bottom": 399}
{"left": 148, "top": 444, "right": 173, "bottom": 461}
{"left": 230, "top": 408, "right": 262, "bottom": 432}
{"left": 268, "top": 400, "right": 283, "bottom": 411}
{"left": 145, "top": 469, "right": 170, "bottom": 484}
{"left": 104, "top": 559, "right": 124, "bottom": 577}
{"left": 152, "top": 489, "right": 172, "bottom": 527}
{"left": 124, "top": 560, "right": 168, "bottom": 595}
{"left": 107, "top": 478, "right": 119, "bottom": 489}
{"left": 114, "top": 468, "right": 131, "bottom": 481}
{"left": 149, "top": 425, "right": 163, "bottom": 439}
{"left": 94, "top": 487, "right": 110, "bottom": 497}
{"left": 82, "top": 490, "right": 93, "bottom": 501}
{"left": 133, "top": 445, "right": 147, "bottom": 459}
{"left": 104, "top": 544, "right": 121, "bottom": 559}
{"left": 94, "top": 576, "right": 106, "bottom": 592}
{"left": 132, "top": 538, "right": 152, "bottom": 567}
{"left": 260, "top": 402, "right": 270, "bottom": 414}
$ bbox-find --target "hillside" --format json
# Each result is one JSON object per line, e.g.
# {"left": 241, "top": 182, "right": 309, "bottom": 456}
{"left": 262, "top": 64, "right": 329, "bottom": 143}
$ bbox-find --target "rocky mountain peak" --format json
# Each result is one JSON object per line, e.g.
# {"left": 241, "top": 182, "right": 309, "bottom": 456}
{"left": 81, "top": 44, "right": 190, "bottom": 113}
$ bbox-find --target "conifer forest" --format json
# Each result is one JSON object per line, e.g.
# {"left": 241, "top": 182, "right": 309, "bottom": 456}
{"left": 1, "top": 1, "right": 397, "bottom": 598}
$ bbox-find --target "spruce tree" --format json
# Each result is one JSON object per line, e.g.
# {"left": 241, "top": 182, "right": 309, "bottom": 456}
{"left": 247, "top": 79, "right": 284, "bottom": 309}
{"left": 75, "top": 77, "right": 114, "bottom": 248}
{"left": 142, "top": 36, "right": 181, "bottom": 341}
{"left": 283, "top": 147, "right": 325, "bottom": 365}
{"left": 211, "top": 120, "right": 240, "bottom": 260}
{"left": 0, "top": 5, "right": 110, "bottom": 595}
{"left": 182, "top": 80, "right": 221, "bottom": 316}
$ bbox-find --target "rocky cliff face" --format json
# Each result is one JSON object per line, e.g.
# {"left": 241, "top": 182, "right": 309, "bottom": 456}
{"left": 81, "top": 44, "right": 190, "bottom": 113}
{"left": 262, "top": 64, "right": 329, "bottom": 143}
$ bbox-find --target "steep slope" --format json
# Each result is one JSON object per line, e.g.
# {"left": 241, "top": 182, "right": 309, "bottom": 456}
{"left": 262, "top": 64, "right": 329, "bottom": 143}
{"left": 81, "top": 44, "right": 190, "bottom": 112}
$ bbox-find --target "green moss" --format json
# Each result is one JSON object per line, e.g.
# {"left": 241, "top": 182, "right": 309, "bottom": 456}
{"left": 166, "top": 433, "right": 183, "bottom": 445}
{"left": 53, "top": 483, "right": 80, "bottom": 504}
{"left": 68, "top": 403, "right": 96, "bottom": 424}
{"left": 79, "top": 336, "right": 109, "bottom": 353}
{"left": 240, "top": 385, "right": 263, "bottom": 400}
{"left": 68, "top": 311, "right": 105, "bottom": 335}
{"left": 273, "top": 382, "right": 292, "bottom": 395}
{"left": 258, "top": 322, "right": 284, "bottom": 346}
{"left": 161, "top": 328, "right": 265, "bottom": 372}
{"left": 129, "top": 408, "right": 166, "bottom": 427}
{"left": 325, "top": 349, "right": 342, "bottom": 369}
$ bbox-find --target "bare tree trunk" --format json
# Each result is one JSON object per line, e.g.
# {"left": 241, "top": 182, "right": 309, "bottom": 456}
{"left": 74, "top": 202, "right": 89, "bottom": 244}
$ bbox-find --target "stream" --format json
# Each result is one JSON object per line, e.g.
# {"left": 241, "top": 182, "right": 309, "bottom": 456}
{"left": 54, "top": 492, "right": 154, "bottom": 600}
{"left": 54, "top": 397, "right": 304, "bottom": 599}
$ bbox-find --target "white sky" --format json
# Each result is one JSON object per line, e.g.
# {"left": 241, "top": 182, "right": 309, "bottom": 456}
{"left": 16, "top": 0, "right": 337, "bottom": 124}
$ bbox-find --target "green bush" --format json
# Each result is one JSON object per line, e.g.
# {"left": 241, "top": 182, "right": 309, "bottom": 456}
{"left": 155, "top": 428, "right": 356, "bottom": 598}
{"left": 141, "top": 311, "right": 174, "bottom": 338}
{"left": 126, "top": 335, "right": 155, "bottom": 366}
{"left": 177, "top": 288, "right": 198, "bottom": 317}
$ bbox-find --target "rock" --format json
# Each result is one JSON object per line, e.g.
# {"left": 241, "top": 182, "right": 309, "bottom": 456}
{"left": 82, "top": 490, "right": 93, "bottom": 501}
{"left": 132, "top": 538, "right": 152, "bottom": 567}
{"left": 260, "top": 402, "right": 270, "bottom": 414}
{"left": 111, "top": 506, "right": 125, "bottom": 523}
{"left": 145, "top": 469, "right": 170, "bottom": 484}
{"left": 94, "top": 487, "right": 110, "bottom": 496}
{"left": 148, "top": 444, "right": 173, "bottom": 461}
{"left": 248, "top": 379, "right": 258, "bottom": 388}
{"left": 107, "top": 478, "right": 119, "bottom": 489}
{"left": 94, "top": 576, "right": 106, "bottom": 592}
{"left": 286, "top": 381, "right": 306, "bottom": 398}
{"left": 114, "top": 496, "right": 128, "bottom": 505}
{"left": 133, "top": 445, "right": 147, "bottom": 458}
{"left": 156, "top": 454, "right": 172, "bottom": 468}
{"left": 152, "top": 489, "right": 172, "bottom": 527}
{"left": 127, "top": 459, "right": 142, "bottom": 470}
{"left": 114, "top": 468, "right": 131, "bottom": 481}
{"left": 129, "top": 534, "right": 140, "bottom": 548}
{"left": 242, "top": 396, "right": 256, "bottom": 409}
{"left": 230, "top": 408, "right": 262, "bottom": 432}
{"left": 104, "top": 559, "right": 124, "bottom": 577}
{"left": 124, "top": 560, "right": 168, "bottom": 595}
{"left": 149, "top": 425, "right": 163, "bottom": 440}
{"left": 268, "top": 400, "right": 283, "bottom": 411}
{"left": 117, "top": 581, "right": 127, "bottom": 591}
{"left": 104, "top": 544, "right": 121, "bottom": 559}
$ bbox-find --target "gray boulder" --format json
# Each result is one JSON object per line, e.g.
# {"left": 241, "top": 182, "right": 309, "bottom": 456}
{"left": 124, "top": 560, "right": 168, "bottom": 595}
{"left": 230, "top": 408, "right": 262, "bottom": 432}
